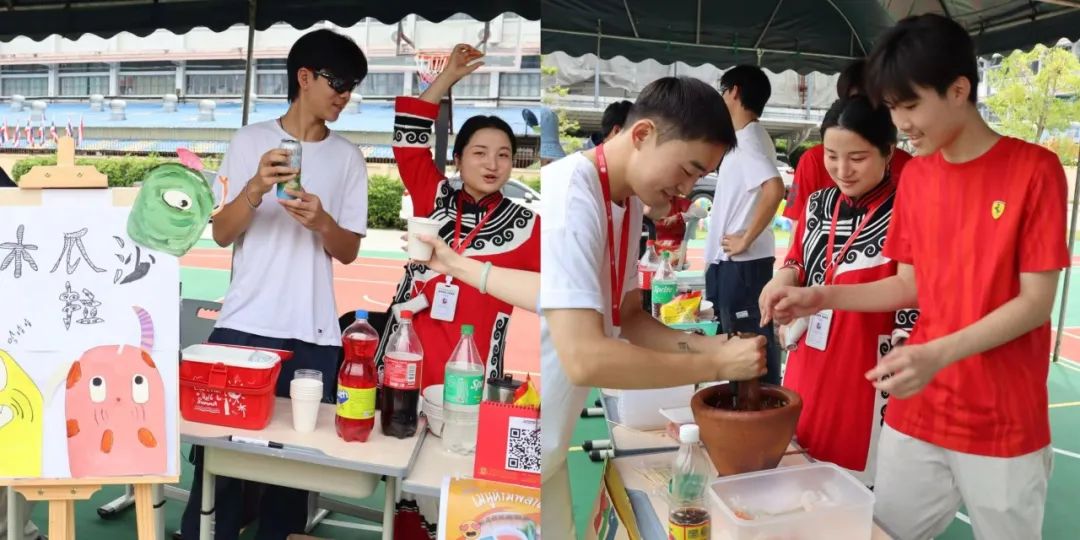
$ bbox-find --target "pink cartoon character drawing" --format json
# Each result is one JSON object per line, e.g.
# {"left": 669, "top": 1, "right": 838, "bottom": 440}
{"left": 65, "top": 306, "right": 167, "bottom": 477}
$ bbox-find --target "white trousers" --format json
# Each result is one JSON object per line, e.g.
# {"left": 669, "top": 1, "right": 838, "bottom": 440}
{"left": 874, "top": 425, "right": 1052, "bottom": 540}
{"left": 542, "top": 461, "right": 578, "bottom": 539}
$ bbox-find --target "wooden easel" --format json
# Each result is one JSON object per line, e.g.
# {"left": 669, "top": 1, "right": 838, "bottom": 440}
{"left": 0, "top": 137, "right": 176, "bottom": 540}
{"left": 5, "top": 479, "right": 165, "bottom": 540}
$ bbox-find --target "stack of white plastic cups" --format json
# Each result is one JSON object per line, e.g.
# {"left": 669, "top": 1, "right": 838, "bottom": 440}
{"left": 290, "top": 369, "right": 324, "bottom": 432}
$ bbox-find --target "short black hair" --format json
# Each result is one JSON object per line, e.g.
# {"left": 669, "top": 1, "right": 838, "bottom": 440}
{"left": 601, "top": 100, "right": 633, "bottom": 139}
{"left": 865, "top": 14, "right": 978, "bottom": 105}
{"left": 453, "top": 115, "right": 517, "bottom": 158}
{"left": 719, "top": 65, "right": 771, "bottom": 117}
{"left": 287, "top": 29, "right": 368, "bottom": 102}
{"left": 624, "top": 77, "right": 736, "bottom": 148}
{"left": 820, "top": 96, "right": 897, "bottom": 156}
{"left": 836, "top": 59, "right": 866, "bottom": 98}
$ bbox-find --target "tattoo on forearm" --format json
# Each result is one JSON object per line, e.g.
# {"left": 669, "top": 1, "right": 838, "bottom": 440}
{"left": 678, "top": 341, "right": 693, "bottom": 353}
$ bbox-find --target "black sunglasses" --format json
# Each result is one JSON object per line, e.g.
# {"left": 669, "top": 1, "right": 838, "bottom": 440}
{"left": 313, "top": 69, "right": 361, "bottom": 94}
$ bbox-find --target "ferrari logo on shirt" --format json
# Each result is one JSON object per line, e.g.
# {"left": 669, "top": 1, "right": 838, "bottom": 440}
{"left": 992, "top": 200, "right": 1006, "bottom": 220}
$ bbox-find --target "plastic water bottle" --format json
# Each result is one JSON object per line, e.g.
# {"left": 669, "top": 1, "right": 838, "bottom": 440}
{"left": 668, "top": 424, "right": 711, "bottom": 540}
{"left": 442, "top": 324, "right": 484, "bottom": 455}
{"left": 336, "top": 310, "right": 378, "bottom": 442}
{"left": 651, "top": 251, "right": 677, "bottom": 319}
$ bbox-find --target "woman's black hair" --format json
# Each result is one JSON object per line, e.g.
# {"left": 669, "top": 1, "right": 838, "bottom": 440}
{"left": 820, "top": 96, "right": 897, "bottom": 156}
{"left": 836, "top": 59, "right": 866, "bottom": 98}
{"left": 453, "top": 115, "right": 517, "bottom": 158}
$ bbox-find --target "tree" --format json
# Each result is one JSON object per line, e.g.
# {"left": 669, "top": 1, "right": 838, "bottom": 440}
{"left": 985, "top": 44, "right": 1080, "bottom": 164}
{"left": 541, "top": 61, "right": 583, "bottom": 153}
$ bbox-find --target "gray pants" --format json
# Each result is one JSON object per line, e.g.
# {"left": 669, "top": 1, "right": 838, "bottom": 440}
{"left": 0, "top": 489, "right": 38, "bottom": 540}
{"left": 875, "top": 425, "right": 1052, "bottom": 540}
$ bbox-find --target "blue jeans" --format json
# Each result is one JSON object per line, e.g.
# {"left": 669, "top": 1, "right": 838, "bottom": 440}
{"left": 180, "top": 328, "right": 340, "bottom": 540}
{"left": 706, "top": 259, "right": 782, "bottom": 385}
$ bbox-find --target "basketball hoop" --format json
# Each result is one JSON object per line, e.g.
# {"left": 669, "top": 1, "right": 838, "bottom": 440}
{"left": 414, "top": 51, "right": 451, "bottom": 89}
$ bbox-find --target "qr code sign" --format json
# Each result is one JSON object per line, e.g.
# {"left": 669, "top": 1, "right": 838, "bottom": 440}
{"left": 505, "top": 416, "right": 540, "bottom": 474}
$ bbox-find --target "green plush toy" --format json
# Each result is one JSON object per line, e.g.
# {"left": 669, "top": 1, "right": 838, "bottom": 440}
{"left": 127, "top": 163, "right": 215, "bottom": 257}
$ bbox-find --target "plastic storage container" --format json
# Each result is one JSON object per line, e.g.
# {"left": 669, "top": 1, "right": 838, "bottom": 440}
{"left": 708, "top": 462, "right": 874, "bottom": 540}
{"left": 180, "top": 344, "right": 292, "bottom": 430}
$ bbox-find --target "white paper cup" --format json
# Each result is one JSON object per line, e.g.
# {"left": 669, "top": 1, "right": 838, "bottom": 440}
{"left": 290, "top": 374, "right": 324, "bottom": 433}
{"left": 407, "top": 217, "right": 442, "bottom": 261}
{"left": 293, "top": 369, "right": 322, "bottom": 381}
{"left": 290, "top": 377, "right": 323, "bottom": 397}
{"left": 290, "top": 394, "right": 321, "bottom": 433}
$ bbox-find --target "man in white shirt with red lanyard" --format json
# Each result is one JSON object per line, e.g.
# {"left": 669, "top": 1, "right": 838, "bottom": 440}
{"left": 540, "top": 76, "right": 767, "bottom": 538}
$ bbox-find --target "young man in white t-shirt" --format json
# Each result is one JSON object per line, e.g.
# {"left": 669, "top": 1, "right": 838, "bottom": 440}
{"left": 704, "top": 65, "right": 786, "bottom": 384}
{"left": 180, "top": 29, "right": 369, "bottom": 540}
{"left": 540, "top": 77, "right": 768, "bottom": 538}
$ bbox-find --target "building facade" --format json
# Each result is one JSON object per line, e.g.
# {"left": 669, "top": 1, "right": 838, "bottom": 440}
{"left": 0, "top": 14, "right": 541, "bottom": 102}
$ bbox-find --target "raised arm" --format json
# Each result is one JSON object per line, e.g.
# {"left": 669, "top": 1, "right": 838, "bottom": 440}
{"left": 418, "top": 44, "right": 483, "bottom": 105}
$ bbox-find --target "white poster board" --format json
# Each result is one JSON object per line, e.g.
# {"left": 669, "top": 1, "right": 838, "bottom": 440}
{"left": 0, "top": 189, "right": 180, "bottom": 480}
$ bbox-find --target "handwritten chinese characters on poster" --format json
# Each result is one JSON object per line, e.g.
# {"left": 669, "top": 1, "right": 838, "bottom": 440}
{"left": 0, "top": 198, "right": 179, "bottom": 480}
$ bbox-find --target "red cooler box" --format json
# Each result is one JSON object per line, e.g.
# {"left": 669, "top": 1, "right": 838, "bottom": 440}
{"left": 180, "top": 344, "right": 293, "bottom": 430}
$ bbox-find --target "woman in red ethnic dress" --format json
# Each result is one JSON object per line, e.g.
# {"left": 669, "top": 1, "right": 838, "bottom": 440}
{"left": 379, "top": 44, "right": 541, "bottom": 392}
{"left": 759, "top": 96, "right": 918, "bottom": 487}
{"left": 645, "top": 196, "right": 693, "bottom": 269}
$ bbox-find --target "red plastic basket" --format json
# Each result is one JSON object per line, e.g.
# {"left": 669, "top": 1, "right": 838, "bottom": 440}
{"left": 179, "top": 344, "right": 293, "bottom": 430}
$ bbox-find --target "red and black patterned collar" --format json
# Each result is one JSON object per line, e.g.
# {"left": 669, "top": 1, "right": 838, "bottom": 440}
{"left": 838, "top": 173, "right": 895, "bottom": 219}
{"left": 458, "top": 189, "right": 504, "bottom": 212}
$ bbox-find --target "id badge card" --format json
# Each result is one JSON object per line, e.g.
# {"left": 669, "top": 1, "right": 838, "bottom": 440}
{"left": 806, "top": 310, "right": 833, "bottom": 351}
{"left": 430, "top": 281, "right": 460, "bottom": 322}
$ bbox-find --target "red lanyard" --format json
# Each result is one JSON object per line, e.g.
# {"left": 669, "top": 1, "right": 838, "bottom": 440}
{"left": 453, "top": 192, "right": 497, "bottom": 255}
{"left": 824, "top": 197, "right": 881, "bottom": 284}
{"left": 596, "top": 144, "right": 631, "bottom": 327}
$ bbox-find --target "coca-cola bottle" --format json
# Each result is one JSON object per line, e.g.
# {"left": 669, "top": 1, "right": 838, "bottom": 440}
{"left": 336, "top": 310, "right": 378, "bottom": 442}
{"left": 380, "top": 310, "right": 424, "bottom": 438}
{"left": 639, "top": 240, "right": 660, "bottom": 310}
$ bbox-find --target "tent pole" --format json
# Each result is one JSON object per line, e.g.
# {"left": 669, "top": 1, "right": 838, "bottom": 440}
{"left": 593, "top": 19, "right": 602, "bottom": 108}
{"left": 1053, "top": 145, "right": 1080, "bottom": 363}
{"left": 241, "top": 0, "right": 257, "bottom": 127}
{"left": 435, "top": 96, "right": 450, "bottom": 175}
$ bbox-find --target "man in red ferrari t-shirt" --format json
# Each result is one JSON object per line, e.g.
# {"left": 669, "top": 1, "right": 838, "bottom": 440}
{"left": 782, "top": 59, "right": 912, "bottom": 226}
{"left": 762, "top": 14, "right": 1067, "bottom": 539}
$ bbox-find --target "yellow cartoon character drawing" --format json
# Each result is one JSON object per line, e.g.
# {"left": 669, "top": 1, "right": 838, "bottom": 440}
{"left": 0, "top": 349, "right": 44, "bottom": 477}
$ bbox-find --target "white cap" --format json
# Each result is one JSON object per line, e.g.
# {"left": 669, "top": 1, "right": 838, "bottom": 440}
{"left": 679, "top": 424, "right": 700, "bottom": 444}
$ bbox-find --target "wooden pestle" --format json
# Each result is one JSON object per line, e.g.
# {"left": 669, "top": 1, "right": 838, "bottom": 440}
{"left": 734, "top": 332, "right": 763, "bottom": 411}
{"left": 737, "top": 378, "right": 762, "bottom": 411}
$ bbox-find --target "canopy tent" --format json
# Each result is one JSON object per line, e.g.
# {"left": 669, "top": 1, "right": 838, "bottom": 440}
{"left": 0, "top": 0, "right": 539, "bottom": 42}
{"left": 0, "top": 0, "right": 540, "bottom": 171}
{"left": 540, "top": 0, "right": 1080, "bottom": 74}
{"left": 543, "top": 0, "right": 1080, "bottom": 363}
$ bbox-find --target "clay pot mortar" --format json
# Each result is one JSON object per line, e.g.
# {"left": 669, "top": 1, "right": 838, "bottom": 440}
{"left": 689, "top": 382, "right": 802, "bottom": 476}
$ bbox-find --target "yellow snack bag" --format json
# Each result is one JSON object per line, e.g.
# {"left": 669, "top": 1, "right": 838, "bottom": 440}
{"left": 660, "top": 291, "right": 702, "bottom": 325}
